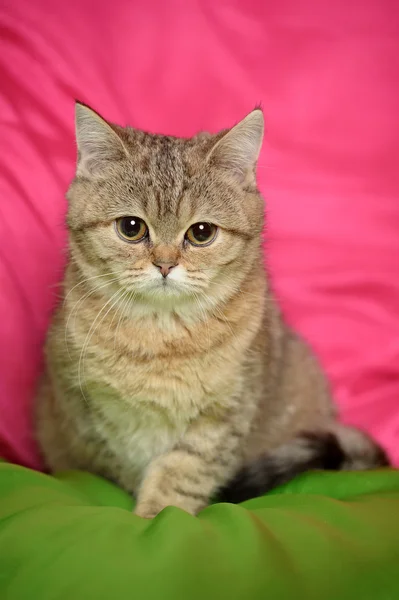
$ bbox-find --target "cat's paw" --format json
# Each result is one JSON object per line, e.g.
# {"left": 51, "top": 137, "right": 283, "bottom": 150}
{"left": 134, "top": 502, "right": 164, "bottom": 519}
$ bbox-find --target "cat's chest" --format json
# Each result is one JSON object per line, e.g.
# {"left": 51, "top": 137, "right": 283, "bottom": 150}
{"left": 65, "top": 303, "right": 246, "bottom": 478}
{"left": 87, "top": 349, "right": 223, "bottom": 422}
{"left": 80, "top": 312, "right": 237, "bottom": 418}
{"left": 81, "top": 329, "right": 238, "bottom": 467}
{"left": 89, "top": 388, "right": 186, "bottom": 475}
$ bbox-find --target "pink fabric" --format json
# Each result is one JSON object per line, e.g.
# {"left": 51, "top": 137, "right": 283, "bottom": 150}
{"left": 0, "top": 0, "right": 398, "bottom": 469}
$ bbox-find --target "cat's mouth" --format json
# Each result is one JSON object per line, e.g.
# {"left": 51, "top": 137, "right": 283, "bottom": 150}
{"left": 139, "top": 275, "right": 190, "bottom": 298}
{"left": 157, "top": 277, "right": 187, "bottom": 295}
{"left": 124, "top": 268, "right": 201, "bottom": 305}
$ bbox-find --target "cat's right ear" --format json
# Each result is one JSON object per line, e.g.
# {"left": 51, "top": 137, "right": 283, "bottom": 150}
{"left": 75, "top": 102, "right": 129, "bottom": 177}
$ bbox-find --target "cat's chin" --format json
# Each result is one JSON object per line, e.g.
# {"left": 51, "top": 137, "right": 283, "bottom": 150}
{"left": 126, "top": 279, "right": 197, "bottom": 309}
{"left": 148, "top": 278, "right": 190, "bottom": 296}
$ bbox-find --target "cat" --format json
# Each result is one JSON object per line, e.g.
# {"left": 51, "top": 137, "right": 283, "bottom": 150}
{"left": 35, "top": 102, "right": 389, "bottom": 518}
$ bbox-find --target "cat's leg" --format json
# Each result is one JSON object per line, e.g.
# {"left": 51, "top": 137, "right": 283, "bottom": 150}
{"left": 35, "top": 375, "right": 127, "bottom": 483}
{"left": 35, "top": 373, "right": 79, "bottom": 472}
{"left": 134, "top": 412, "right": 247, "bottom": 519}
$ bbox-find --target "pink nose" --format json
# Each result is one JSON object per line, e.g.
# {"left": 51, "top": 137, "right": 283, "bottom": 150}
{"left": 153, "top": 262, "right": 177, "bottom": 278}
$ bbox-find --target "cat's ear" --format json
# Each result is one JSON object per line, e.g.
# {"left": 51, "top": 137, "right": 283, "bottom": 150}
{"left": 75, "top": 102, "right": 129, "bottom": 177}
{"left": 207, "top": 109, "right": 264, "bottom": 185}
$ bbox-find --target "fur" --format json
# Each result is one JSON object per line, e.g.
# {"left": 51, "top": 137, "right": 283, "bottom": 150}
{"left": 35, "top": 103, "right": 389, "bottom": 518}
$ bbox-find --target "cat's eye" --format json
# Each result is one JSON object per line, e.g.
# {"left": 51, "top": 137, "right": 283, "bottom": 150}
{"left": 185, "top": 222, "right": 218, "bottom": 246}
{"left": 115, "top": 217, "right": 148, "bottom": 243}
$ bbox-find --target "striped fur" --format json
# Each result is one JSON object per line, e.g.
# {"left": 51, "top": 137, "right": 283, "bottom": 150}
{"left": 35, "top": 104, "right": 389, "bottom": 518}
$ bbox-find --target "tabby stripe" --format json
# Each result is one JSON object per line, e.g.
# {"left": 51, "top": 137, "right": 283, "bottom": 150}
{"left": 177, "top": 444, "right": 229, "bottom": 468}
{"left": 173, "top": 487, "right": 208, "bottom": 503}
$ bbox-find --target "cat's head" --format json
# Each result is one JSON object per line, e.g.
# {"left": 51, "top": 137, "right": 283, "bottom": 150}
{"left": 67, "top": 103, "right": 265, "bottom": 313}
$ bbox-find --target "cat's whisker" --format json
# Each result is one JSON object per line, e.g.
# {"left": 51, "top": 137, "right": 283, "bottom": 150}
{"left": 256, "top": 164, "right": 274, "bottom": 171}
{"left": 192, "top": 291, "right": 212, "bottom": 350}
{"left": 188, "top": 272, "right": 259, "bottom": 299}
{"left": 107, "top": 289, "right": 128, "bottom": 338}
{"left": 186, "top": 273, "right": 207, "bottom": 282}
{"left": 198, "top": 290, "right": 239, "bottom": 345}
{"left": 114, "top": 290, "right": 136, "bottom": 350}
{"left": 63, "top": 269, "right": 126, "bottom": 307}
{"left": 113, "top": 293, "right": 128, "bottom": 350}
{"left": 119, "top": 278, "right": 147, "bottom": 288}
{"left": 78, "top": 289, "right": 124, "bottom": 404}
{"left": 213, "top": 308, "right": 239, "bottom": 346}
{"left": 65, "top": 277, "right": 121, "bottom": 357}
{"left": 210, "top": 276, "right": 262, "bottom": 300}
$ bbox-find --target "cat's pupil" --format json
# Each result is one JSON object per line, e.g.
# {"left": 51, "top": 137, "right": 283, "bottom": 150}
{"left": 192, "top": 223, "right": 212, "bottom": 242}
{"left": 121, "top": 217, "right": 141, "bottom": 238}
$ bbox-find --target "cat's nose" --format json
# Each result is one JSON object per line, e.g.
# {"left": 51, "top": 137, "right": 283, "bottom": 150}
{"left": 153, "top": 262, "right": 177, "bottom": 278}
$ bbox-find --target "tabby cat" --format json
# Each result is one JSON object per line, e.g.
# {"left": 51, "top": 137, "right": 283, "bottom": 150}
{"left": 35, "top": 103, "right": 388, "bottom": 518}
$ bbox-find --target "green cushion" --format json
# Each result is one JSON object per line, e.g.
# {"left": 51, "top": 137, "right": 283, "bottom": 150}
{"left": 1, "top": 461, "right": 399, "bottom": 600}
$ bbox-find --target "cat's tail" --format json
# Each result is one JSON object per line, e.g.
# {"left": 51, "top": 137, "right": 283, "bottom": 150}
{"left": 219, "top": 424, "right": 390, "bottom": 504}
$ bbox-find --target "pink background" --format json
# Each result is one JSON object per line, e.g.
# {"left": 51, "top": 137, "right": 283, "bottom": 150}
{"left": 0, "top": 0, "right": 398, "bottom": 468}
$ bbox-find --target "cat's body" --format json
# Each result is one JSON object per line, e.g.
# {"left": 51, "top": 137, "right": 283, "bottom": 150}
{"left": 36, "top": 104, "right": 388, "bottom": 518}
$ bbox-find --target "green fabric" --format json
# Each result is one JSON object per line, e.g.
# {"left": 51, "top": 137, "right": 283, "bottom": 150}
{"left": 1, "top": 463, "right": 399, "bottom": 600}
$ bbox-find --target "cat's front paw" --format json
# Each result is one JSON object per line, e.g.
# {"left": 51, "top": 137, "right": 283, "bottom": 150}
{"left": 134, "top": 501, "right": 164, "bottom": 519}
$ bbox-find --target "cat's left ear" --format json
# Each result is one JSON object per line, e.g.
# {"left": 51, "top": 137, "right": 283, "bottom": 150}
{"left": 75, "top": 102, "right": 129, "bottom": 177}
{"left": 207, "top": 109, "right": 264, "bottom": 185}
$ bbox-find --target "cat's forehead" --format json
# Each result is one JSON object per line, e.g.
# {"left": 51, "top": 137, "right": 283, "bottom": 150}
{"left": 130, "top": 133, "right": 188, "bottom": 196}
{"left": 114, "top": 131, "right": 219, "bottom": 223}
{"left": 124, "top": 128, "right": 213, "bottom": 179}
